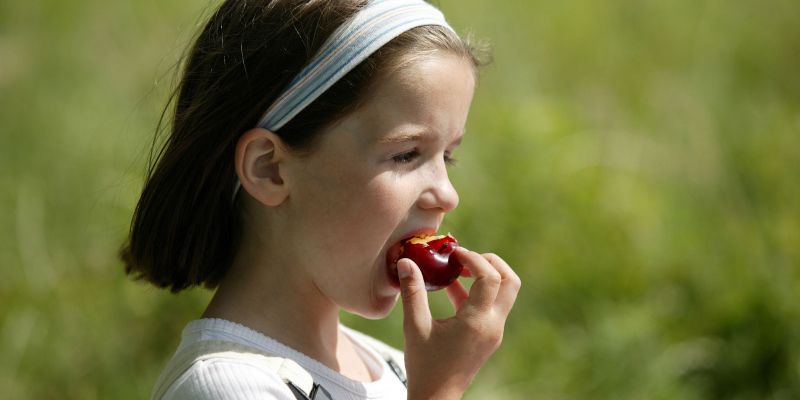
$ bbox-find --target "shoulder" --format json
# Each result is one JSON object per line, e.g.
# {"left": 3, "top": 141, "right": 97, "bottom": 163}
{"left": 153, "top": 338, "right": 307, "bottom": 400}
{"left": 161, "top": 353, "right": 297, "bottom": 400}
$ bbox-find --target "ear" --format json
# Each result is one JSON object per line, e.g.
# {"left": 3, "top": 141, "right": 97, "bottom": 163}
{"left": 235, "top": 128, "right": 290, "bottom": 206}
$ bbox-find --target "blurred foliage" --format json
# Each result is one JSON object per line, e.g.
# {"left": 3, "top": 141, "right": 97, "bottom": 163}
{"left": 1, "top": 0, "right": 799, "bottom": 398}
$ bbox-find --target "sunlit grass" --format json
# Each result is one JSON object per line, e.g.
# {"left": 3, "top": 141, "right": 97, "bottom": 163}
{"left": 1, "top": 0, "right": 798, "bottom": 398}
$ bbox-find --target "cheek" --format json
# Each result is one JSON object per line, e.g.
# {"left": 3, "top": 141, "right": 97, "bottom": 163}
{"left": 328, "top": 182, "right": 407, "bottom": 277}
{"left": 297, "top": 170, "right": 400, "bottom": 256}
{"left": 312, "top": 163, "right": 404, "bottom": 219}
{"left": 359, "top": 172, "right": 418, "bottom": 219}
{"left": 333, "top": 180, "right": 403, "bottom": 241}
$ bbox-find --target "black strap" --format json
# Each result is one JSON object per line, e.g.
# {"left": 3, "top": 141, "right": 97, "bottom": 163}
{"left": 286, "top": 381, "right": 334, "bottom": 400}
{"left": 286, "top": 381, "right": 311, "bottom": 400}
{"left": 384, "top": 355, "right": 407, "bottom": 387}
{"left": 284, "top": 352, "right": 407, "bottom": 399}
{"left": 310, "top": 383, "right": 334, "bottom": 400}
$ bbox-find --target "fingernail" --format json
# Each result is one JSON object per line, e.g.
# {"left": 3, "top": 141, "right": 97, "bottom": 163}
{"left": 397, "top": 260, "right": 410, "bottom": 280}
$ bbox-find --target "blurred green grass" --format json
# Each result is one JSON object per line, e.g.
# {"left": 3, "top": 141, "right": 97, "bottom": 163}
{"left": 2, "top": 0, "right": 799, "bottom": 398}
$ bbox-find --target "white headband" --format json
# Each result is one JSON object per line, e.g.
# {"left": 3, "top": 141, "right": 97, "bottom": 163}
{"left": 234, "top": 0, "right": 454, "bottom": 200}
{"left": 258, "top": 0, "right": 454, "bottom": 130}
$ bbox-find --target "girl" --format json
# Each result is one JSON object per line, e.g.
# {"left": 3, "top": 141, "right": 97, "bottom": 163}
{"left": 121, "top": 0, "right": 520, "bottom": 399}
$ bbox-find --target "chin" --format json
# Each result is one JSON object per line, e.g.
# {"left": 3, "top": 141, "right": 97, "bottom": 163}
{"left": 348, "top": 294, "right": 400, "bottom": 320}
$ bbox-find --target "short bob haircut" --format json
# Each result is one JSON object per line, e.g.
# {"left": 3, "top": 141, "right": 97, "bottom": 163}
{"left": 120, "top": 0, "right": 489, "bottom": 293}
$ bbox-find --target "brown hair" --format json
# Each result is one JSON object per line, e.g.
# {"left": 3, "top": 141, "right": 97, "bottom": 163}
{"left": 120, "top": 0, "right": 489, "bottom": 293}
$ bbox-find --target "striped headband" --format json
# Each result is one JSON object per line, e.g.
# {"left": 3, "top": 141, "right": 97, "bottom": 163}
{"left": 257, "top": 0, "right": 455, "bottom": 130}
{"left": 234, "top": 0, "right": 455, "bottom": 199}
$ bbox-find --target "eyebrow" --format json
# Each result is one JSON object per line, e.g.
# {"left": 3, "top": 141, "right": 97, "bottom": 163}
{"left": 376, "top": 129, "right": 465, "bottom": 145}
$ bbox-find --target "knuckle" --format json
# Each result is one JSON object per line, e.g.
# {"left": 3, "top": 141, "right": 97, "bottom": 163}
{"left": 485, "top": 318, "right": 505, "bottom": 347}
{"left": 484, "top": 271, "right": 502, "bottom": 287}
{"left": 488, "top": 328, "right": 504, "bottom": 346}
{"left": 462, "top": 317, "right": 485, "bottom": 336}
{"left": 465, "top": 320, "right": 503, "bottom": 350}
{"left": 507, "top": 273, "right": 522, "bottom": 292}
{"left": 483, "top": 252, "right": 500, "bottom": 262}
{"left": 489, "top": 332, "right": 503, "bottom": 351}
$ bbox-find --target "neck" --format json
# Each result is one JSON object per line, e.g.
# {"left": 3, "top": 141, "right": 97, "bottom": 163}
{"left": 202, "top": 242, "right": 343, "bottom": 369}
{"left": 201, "top": 199, "right": 376, "bottom": 382}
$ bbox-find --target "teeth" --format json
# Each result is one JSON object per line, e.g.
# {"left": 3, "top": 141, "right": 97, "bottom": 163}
{"left": 406, "top": 233, "right": 445, "bottom": 245}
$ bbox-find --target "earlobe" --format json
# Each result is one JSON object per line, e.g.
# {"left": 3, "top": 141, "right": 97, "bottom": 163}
{"left": 235, "top": 128, "right": 290, "bottom": 206}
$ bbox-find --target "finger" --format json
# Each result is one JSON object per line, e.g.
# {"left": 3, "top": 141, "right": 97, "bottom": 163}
{"left": 452, "top": 248, "right": 501, "bottom": 314}
{"left": 481, "top": 253, "right": 521, "bottom": 317}
{"left": 398, "top": 258, "right": 432, "bottom": 336}
{"left": 445, "top": 279, "right": 469, "bottom": 312}
{"left": 459, "top": 265, "right": 472, "bottom": 278}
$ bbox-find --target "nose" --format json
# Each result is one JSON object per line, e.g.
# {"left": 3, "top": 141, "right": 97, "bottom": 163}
{"left": 417, "top": 160, "right": 460, "bottom": 213}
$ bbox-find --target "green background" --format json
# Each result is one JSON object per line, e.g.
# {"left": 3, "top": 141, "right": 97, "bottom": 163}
{"left": 2, "top": 0, "right": 799, "bottom": 398}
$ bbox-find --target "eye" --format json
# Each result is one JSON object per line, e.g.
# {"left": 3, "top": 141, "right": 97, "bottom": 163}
{"left": 444, "top": 153, "right": 458, "bottom": 167}
{"left": 392, "top": 149, "right": 420, "bottom": 164}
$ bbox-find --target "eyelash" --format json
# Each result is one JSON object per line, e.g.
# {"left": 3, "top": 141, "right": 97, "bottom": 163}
{"left": 392, "top": 150, "right": 458, "bottom": 166}
{"left": 445, "top": 154, "right": 458, "bottom": 166}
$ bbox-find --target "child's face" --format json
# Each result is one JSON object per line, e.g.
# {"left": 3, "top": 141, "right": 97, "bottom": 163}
{"left": 283, "top": 53, "right": 475, "bottom": 318}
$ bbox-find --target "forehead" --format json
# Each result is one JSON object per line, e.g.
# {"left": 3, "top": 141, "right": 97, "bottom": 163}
{"left": 351, "top": 53, "right": 476, "bottom": 144}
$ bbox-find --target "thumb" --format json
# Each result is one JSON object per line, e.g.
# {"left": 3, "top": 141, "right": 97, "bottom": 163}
{"left": 398, "top": 258, "right": 432, "bottom": 336}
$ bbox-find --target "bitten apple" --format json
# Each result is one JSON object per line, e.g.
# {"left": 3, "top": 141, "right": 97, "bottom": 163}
{"left": 392, "top": 233, "right": 464, "bottom": 291}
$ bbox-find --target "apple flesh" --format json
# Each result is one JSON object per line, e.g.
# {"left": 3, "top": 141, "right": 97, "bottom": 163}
{"left": 394, "top": 233, "right": 464, "bottom": 291}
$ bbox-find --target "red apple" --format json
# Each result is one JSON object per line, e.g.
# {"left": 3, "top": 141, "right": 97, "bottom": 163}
{"left": 393, "top": 233, "right": 464, "bottom": 291}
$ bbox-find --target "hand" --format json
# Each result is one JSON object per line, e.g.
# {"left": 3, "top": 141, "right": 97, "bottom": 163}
{"left": 397, "top": 247, "right": 521, "bottom": 400}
